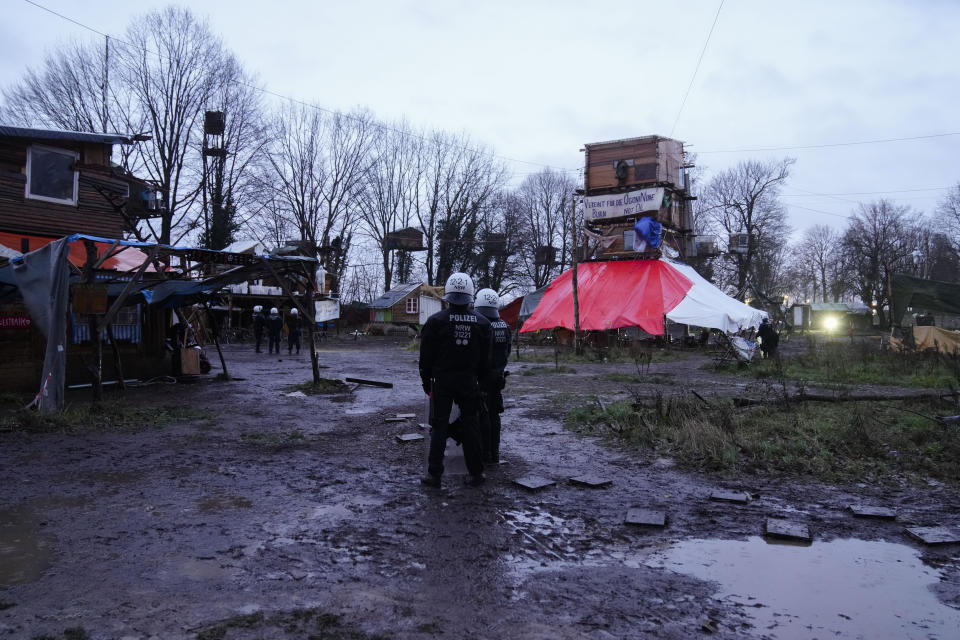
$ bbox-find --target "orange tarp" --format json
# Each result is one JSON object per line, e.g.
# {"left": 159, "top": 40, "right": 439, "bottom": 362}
{"left": 0, "top": 232, "right": 152, "bottom": 271}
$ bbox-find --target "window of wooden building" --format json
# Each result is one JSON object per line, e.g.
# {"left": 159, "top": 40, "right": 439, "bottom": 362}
{"left": 25, "top": 144, "right": 79, "bottom": 206}
{"left": 406, "top": 297, "right": 418, "bottom": 314}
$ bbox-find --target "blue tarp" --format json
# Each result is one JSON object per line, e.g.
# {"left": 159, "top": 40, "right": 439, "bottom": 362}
{"left": 633, "top": 217, "right": 663, "bottom": 249}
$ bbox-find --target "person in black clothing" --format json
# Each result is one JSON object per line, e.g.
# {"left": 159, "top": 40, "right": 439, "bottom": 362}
{"left": 419, "top": 272, "right": 492, "bottom": 488}
{"left": 757, "top": 317, "right": 779, "bottom": 359}
{"left": 473, "top": 288, "right": 511, "bottom": 464}
{"left": 287, "top": 308, "right": 302, "bottom": 355}
{"left": 267, "top": 307, "right": 283, "bottom": 355}
{"left": 252, "top": 305, "right": 266, "bottom": 353}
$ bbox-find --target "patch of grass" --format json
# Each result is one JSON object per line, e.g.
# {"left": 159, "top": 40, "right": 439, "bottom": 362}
{"left": 518, "top": 345, "right": 688, "bottom": 365}
{"left": 565, "top": 392, "right": 960, "bottom": 484}
{"left": 63, "top": 630, "right": 90, "bottom": 640}
{"left": 195, "top": 608, "right": 387, "bottom": 640}
{"left": 600, "top": 372, "right": 676, "bottom": 385}
{"left": 720, "top": 339, "right": 960, "bottom": 389}
{"left": 0, "top": 601, "right": 15, "bottom": 610}
{"left": 284, "top": 378, "right": 351, "bottom": 394}
{"left": 521, "top": 365, "right": 576, "bottom": 375}
{"left": 0, "top": 402, "right": 213, "bottom": 435}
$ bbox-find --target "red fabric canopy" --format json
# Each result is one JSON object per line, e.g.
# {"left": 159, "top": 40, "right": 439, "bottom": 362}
{"left": 0, "top": 232, "right": 153, "bottom": 271}
{"left": 520, "top": 260, "right": 693, "bottom": 335}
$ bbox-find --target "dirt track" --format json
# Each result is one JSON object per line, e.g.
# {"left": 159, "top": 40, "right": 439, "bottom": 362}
{"left": 2, "top": 339, "right": 959, "bottom": 639}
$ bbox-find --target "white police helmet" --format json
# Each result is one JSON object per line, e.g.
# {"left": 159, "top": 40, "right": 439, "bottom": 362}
{"left": 443, "top": 272, "right": 474, "bottom": 306}
{"left": 290, "top": 308, "right": 298, "bottom": 316}
{"left": 253, "top": 305, "right": 263, "bottom": 313}
{"left": 270, "top": 307, "right": 279, "bottom": 316}
{"left": 474, "top": 288, "right": 500, "bottom": 320}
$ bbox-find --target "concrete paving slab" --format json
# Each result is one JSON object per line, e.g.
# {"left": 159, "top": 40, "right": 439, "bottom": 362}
{"left": 396, "top": 433, "right": 424, "bottom": 442}
{"left": 849, "top": 505, "right": 897, "bottom": 519}
{"left": 513, "top": 476, "right": 556, "bottom": 491}
{"left": 905, "top": 526, "right": 960, "bottom": 545}
{"left": 624, "top": 509, "right": 666, "bottom": 527}
{"left": 395, "top": 413, "right": 417, "bottom": 419}
{"left": 709, "top": 490, "right": 750, "bottom": 504}
{"left": 765, "top": 518, "right": 811, "bottom": 542}
{"left": 569, "top": 475, "right": 613, "bottom": 488}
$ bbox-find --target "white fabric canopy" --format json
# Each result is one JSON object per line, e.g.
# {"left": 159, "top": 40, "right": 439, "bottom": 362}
{"left": 664, "top": 260, "right": 768, "bottom": 332}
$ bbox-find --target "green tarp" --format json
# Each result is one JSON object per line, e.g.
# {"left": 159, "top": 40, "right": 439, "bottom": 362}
{"left": 891, "top": 273, "right": 960, "bottom": 325}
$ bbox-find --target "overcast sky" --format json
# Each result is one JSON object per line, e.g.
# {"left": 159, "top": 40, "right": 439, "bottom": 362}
{"left": 2, "top": 0, "right": 958, "bottom": 237}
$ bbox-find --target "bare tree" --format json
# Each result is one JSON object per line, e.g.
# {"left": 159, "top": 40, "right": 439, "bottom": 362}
{"left": 118, "top": 7, "right": 238, "bottom": 245}
{"left": 3, "top": 37, "right": 144, "bottom": 172}
{"left": 796, "top": 225, "right": 841, "bottom": 302}
{"left": 198, "top": 62, "right": 268, "bottom": 250}
{"left": 701, "top": 158, "right": 794, "bottom": 299}
{"left": 935, "top": 183, "right": 960, "bottom": 252}
{"left": 411, "top": 131, "right": 507, "bottom": 286}
{"left": 842, "top": 200, "right": 919, "bottom": 328}
{"left": 262, "top": 102, "right": 376, "bottom": 294}
{"left": 356, "top": 122, "right": 420, "bottom": 291}
{"left": 515, "top": 168, "right": 578, "bottom": 288}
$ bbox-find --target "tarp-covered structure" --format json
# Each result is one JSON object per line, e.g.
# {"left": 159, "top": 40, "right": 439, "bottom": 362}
{"left": 891, "top": 273, "right": 960, "bottom": 326}
{"left": 0, "top": 234, "right": 318, "bottom": 410}
{"left": 520, "top": 259, "right": 767, "bottom": 335}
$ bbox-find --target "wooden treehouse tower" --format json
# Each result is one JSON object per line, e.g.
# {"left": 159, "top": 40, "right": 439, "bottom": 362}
{"left": 579, "top": 135, "right": 696, "bottom": 261}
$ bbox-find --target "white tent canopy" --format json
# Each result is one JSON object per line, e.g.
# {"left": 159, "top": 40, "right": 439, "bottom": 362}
{"left": 664, "top": 260, "right": 768, "bottom": 332}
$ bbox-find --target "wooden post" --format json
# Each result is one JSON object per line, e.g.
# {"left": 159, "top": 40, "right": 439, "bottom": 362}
{"left": 206, "top": 305, "right": 229, "bottom": 379}
{"left": 106, "top": 324, "right": 126, "bottom": 391}
{"left": 82, "top": 240, "right": 103, "bottom": 402}
{"left": 571, "top": 195, "right": 583, "bottom": 356}
{"left": 305, "top": 267, "right": 321, "bottom": 385}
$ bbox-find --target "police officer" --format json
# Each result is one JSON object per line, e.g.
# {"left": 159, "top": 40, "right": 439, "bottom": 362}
{"left": 287, "top": 307, "right": 302, "bottom": 355}
{"left": 252, "top": 305, "right": 266, "bottom": 353}
{"left": 474, "top": 288, "right": 511, "bottom": 464}
{"left": 267, "top": 307, "right": 283, "bottom": 355}
{"left": 419, "top": 272, "right": 492, "bottom": 488}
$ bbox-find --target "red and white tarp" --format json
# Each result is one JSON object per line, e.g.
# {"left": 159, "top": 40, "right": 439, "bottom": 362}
{"left": 520, "top": 259, "right": 767, "bottom": 335}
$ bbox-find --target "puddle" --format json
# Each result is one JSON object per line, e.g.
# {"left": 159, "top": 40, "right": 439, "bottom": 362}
{"left": 646, "top": 536, "right": 960, "bottom": 639}
{"left": 0, "top": 507, "right": 54, "bottom": 587}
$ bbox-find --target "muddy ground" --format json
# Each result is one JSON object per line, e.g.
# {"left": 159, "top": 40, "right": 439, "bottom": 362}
{"left": 1, "top": 338, "right": 959, "bottom": 639}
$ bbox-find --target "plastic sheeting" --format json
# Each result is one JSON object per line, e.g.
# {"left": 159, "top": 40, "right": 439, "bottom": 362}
{"left": 519, "top": 259, "right": 768, "bottom": 335}
{"left": 664, "top": 260, "right": 768, "bottom": 332}
{"left": 520, "top": 260, "right": 693, "bottom": 335}
{"left": 10, "top": 238, "right": 70, "bottom": 411}
{"left": 633, "top": 217, "right": 663, "bottom": 249}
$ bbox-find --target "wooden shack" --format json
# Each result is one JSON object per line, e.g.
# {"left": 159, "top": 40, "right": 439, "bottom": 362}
{"left": 0, "top": 126, "right": 167, "bottom": 391}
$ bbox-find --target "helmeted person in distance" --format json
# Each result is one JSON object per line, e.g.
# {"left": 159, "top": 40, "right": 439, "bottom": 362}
{"left": 419, "top": 272, "right": 492, "bottom": 488}
{"left": 474, "top": 288, "right": 511, "bottom": 464}
{"left": 252, "top": 305, "right": 266, "bottom": 353}
{"left": 287, "top": 307, "right": 302, "bottom": 355}
{"left": 267, "top": 307, "right": 284, "bottom": 355}
{"left": 757, "top": 317, "right": 779, "bottom": 360}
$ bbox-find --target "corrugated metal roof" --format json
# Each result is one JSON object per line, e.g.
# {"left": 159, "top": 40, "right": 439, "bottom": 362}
{"left": 0, "top": 125, "right": 144, "bottom": 145}
{"left": 369, "top": 282, "right": 421, "bottom": 309}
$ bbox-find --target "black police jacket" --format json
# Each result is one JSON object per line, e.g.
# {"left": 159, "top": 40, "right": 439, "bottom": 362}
{"left": 489, "top": 318, "right": 511, "bottom": 379}
{"left": 419, "top": 306, "right": 492, "bottom": 387}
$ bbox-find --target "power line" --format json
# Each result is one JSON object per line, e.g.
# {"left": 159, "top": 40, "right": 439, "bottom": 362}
{"left": 783, "top": 186, "right": 950, "bottom": 198}
{"left": 670, "top": 0, "right": 724, "bottom": 137}
{"left": 697, "top": 131, "right": 960, "bottom": 154}
{"left": 20, "top": 0, "right": 577, "bottom": 174}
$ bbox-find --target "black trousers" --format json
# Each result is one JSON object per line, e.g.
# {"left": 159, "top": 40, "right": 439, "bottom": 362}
{"left": 479, "top": 384, "right": 504, "bottom": 461}
{"left": 254, "top": 329, "right": 263, "bottom": 352}
{"left": 268, "top": 332, "right": 281, "bottom": 354}
{"left": 427, "top": 376, "right": 483, "bottom": 478}
{"left": 288, "top": 332, "right": 300, "bottom": 354}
